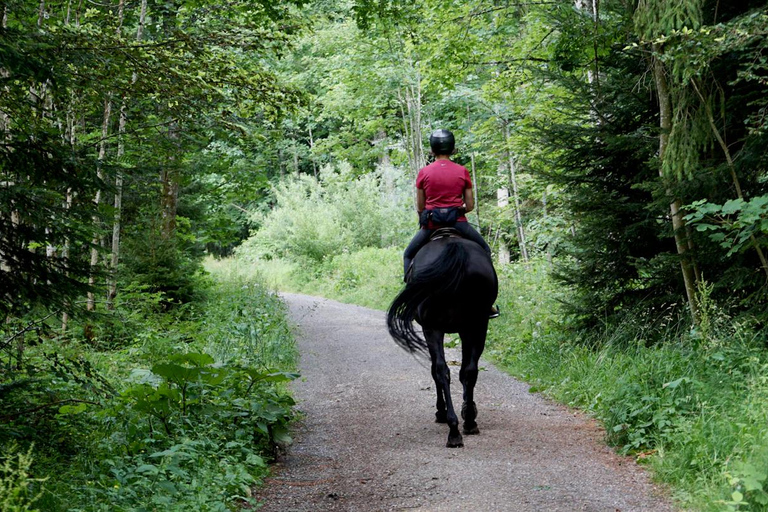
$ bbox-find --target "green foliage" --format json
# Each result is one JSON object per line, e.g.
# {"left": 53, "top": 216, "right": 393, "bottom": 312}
{"left": 486, "top": 260, "right": 768, "bottom": 511}
{"left": 0, "top": 446, "right": 43, "bottom": 512}
{"left": 0, "top": 264, "right": 297, "bottom": 511}
{"left": 242, "top": 162, "right": 413, "bottom": 263}
{"left": 685, "top": 196, "right": 768, "bottom": 257}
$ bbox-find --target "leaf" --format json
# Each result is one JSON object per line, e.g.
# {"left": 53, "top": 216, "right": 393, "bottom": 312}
{"left": 135, "top": 464, "right": 159, "bottom": 475}
{"left": 271, "top": 425, "right": 292, "bottom": 444}
{"left": 58, "top": 403, "right": 87, "bottom": 415}
{"left": 662, "top": 377, "right": 686, "bottom": 389}
{"left": 157, "top": 480, "right": 177, "bottom": 494}
{"left": 721, "top": 199, "right": 745, "bottom": 215}
{"left": 731, "top": 491, "right": 745, "bottom": 503}
{"left": 246, "top": 453, "right": 266, "bottom": 467}
{"left": 169, "top": 353, "right": 215, "bottom": 367}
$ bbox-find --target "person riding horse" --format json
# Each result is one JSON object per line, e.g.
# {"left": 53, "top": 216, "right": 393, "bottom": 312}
{"left": 389, "top": 132, "right": 500, "bottom": 446}
{"left": 403, "top": 129, "right": 499, "bottom": 318}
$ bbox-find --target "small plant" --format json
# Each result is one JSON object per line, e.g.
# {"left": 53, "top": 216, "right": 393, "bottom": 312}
{"left": 0, "top": 445, "right": 44, "bottom": 512}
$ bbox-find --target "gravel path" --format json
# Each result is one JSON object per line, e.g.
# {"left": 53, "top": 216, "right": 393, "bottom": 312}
{"left": 255, "top": 293, "right": 675, "bottom": 511}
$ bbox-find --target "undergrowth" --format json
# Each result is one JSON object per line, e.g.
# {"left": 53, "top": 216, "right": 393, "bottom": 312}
{"left": 0, "top": 262, "right": 297, "bottom": 511}
{"left": 487, "top": 260, "right": 768, "bottom": 511}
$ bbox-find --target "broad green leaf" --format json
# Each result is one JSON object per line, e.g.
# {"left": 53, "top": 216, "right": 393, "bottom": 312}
{"left": 721, "top": 199, "right": 745, "bottom": 215}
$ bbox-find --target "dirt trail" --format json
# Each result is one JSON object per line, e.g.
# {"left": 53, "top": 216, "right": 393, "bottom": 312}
{"left": 255, "top": 293, "right": 675, "bottom": 511}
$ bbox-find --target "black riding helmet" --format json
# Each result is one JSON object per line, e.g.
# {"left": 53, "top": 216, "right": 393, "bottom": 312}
{"left": 429, "top": 129, "right": 455, "bottom": 155}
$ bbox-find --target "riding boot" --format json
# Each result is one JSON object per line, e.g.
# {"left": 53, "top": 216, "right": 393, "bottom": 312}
{"left": 403, "top": 260, "right": 414, "bottom": 283}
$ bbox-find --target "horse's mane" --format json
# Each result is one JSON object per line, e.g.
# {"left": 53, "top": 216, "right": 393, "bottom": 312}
{"left": 387, "top": 242, "right": 468, "bottom": 356}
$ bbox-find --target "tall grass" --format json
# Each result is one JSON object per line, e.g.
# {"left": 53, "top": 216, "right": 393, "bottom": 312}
{"left": 488, "top": 261, "right": 768, "bottom": 511}
{"left": 238, "top": 247, "right": 404, "bottom": 311}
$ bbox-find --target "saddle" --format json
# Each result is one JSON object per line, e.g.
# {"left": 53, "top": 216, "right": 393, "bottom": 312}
{"left": 429, "top": 227, "right": 463, "bottom": 242}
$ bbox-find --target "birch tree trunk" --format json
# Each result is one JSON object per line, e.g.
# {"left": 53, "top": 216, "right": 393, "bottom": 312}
{"left": 399, "top": 63, "right": 425, "bottom": 178}
{"left": 543, "top": 188, "right": 553, "bottom": 267}
{"left": 62, "top": 110, "right": 77, "bottom": 330}
{"left": 109, "top": 0, "right": 144, "bottom": 306}
{"left": 87, "top": 96, "right": 112, "bottom": 311}
{"left": 497, "top": 187, "right": 511, "bottom": 265}
{"left": 503, "top": 123, "right": 529, "bottom": 262}
{"left": 308, "top": 122, "right": 318, "bottom": 178}
{"left": 0, "top": 4, "right": 10, "bottom": 275}
{"left": 470, "top": 149, "right": 480, "bottom": 227}
{"left": 653, "top": 51, "right": 699, "bottom": 322}
{"left": 293, "top": 141, "right": 300, "bottom": 177}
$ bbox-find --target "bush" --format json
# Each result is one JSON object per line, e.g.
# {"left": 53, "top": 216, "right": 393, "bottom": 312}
{"left": 242, "top": 162, "right": 414, "bottom": 263}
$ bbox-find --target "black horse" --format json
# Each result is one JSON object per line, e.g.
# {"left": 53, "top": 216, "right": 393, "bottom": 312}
{"left": 387, "top": 230, "right": 498, "bottom": 447}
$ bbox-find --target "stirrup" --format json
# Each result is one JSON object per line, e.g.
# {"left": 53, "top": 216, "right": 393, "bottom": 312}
{"left": 489, "top": 305, "right": 500, "bottom": 319}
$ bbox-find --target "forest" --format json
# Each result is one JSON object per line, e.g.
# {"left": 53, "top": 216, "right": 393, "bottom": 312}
{"left": 2, "top": 0, "right": 768, "bottom": 509}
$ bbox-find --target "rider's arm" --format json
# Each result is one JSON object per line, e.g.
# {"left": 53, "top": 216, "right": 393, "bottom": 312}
{"left": 416, "top": 188, "right": 426, "bottom": 213}
{"left": 463, "top": 187, "right": 474, "bottom": 214}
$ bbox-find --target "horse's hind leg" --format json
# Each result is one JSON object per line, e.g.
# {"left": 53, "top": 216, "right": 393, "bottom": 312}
{"left": 459, "top": 319, "right": 488, "bottom": 435}
{"left": 425, "top": 328, "right": 462, "bottom": 448}
{"left": 431, "top": 359, "right": 448, "bottom": 424}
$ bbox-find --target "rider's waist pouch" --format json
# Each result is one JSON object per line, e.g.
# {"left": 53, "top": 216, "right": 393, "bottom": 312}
{"left": 420, "top": 207, "right": 460, "bottom": 228}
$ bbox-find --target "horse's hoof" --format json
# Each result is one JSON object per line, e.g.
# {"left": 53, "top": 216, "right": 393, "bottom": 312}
{"left": 463, "top": 424, "right": 480, "bottom": 435}
{"left": 446, "top": 437, "right": 464, "bottom": 448}
{"left": 435, "top": 411, "right": 448, "bottom": 423}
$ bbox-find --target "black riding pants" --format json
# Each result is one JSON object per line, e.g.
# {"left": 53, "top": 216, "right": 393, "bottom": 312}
{"left": 403, "top": 222, "right": 491, "bottom": 276}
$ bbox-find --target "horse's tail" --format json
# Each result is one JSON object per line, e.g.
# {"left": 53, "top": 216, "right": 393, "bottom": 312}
{"left": 387, "top": 242, "right": 468, "bottom": 355}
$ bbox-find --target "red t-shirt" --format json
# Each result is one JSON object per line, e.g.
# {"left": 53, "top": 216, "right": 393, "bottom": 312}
{"left": 416, "top": 159, "right": 471, "bottom": 226}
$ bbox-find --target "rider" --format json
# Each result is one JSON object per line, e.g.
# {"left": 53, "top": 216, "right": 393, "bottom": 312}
{"left": 403, "top": 129, "right": 499, "bottom": 318}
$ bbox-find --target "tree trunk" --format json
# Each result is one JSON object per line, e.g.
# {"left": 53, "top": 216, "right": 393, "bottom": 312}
{"left": 0, "top": 6, "right": 9, "bottom": 274}
{"left": 308, "top": 122, "right": 318, "bottom": 178}
{"left": 160, "top": 132, "right": 180, "bottom": 240}
{"left": 496, "top": 187, "right": 511, "bottom": 264}
{"left": 160, "top": 1, "right": 180, "bottom": 240}
{"left": 503, "top": 123, "right": 529, "bottom": 262}
{"left": 470, "top": 149, "right": 480, "bottom": 228}
{"left": 293, "top": 140, "right": 300, "bottom": 177}
{"left": 653, "top": 51, "right": 699, "bottom": 322}
{"left": 108, "top": 0, "right": 145, "bottom": 308}
{"left": 543, "top": 188, "right": 553, "bottom": 267}
{"left": 466, "top": 104, "right": 480, "bottom": 229}
{"left": 37, "top": 0, "right": 44, "bottom": 26}
{"left": 399, "top": 64, "right": 425, "bottom": 178}
{"left": 61, "top": 187, "right": 73, "bottom": 331}
{"left": 87, "top": 96, "right": 112, "bottom": 311}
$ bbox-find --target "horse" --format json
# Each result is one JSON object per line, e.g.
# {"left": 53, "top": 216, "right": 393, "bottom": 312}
{"left": 387, "top": 230, "right": 498, "bottom": 447}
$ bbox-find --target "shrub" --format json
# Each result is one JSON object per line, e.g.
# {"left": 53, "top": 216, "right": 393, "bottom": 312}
{"left": 242, "top": 162, "right": 413, "bottom": 263}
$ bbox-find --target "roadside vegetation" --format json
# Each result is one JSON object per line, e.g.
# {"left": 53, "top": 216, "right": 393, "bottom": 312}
{"left": 0, "top": 267, "right": 297, "bottom": 511}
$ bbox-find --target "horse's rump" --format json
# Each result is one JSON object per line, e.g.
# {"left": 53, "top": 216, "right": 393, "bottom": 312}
{"left": 387, "top": 237, "right": 497, "bottom": 354}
